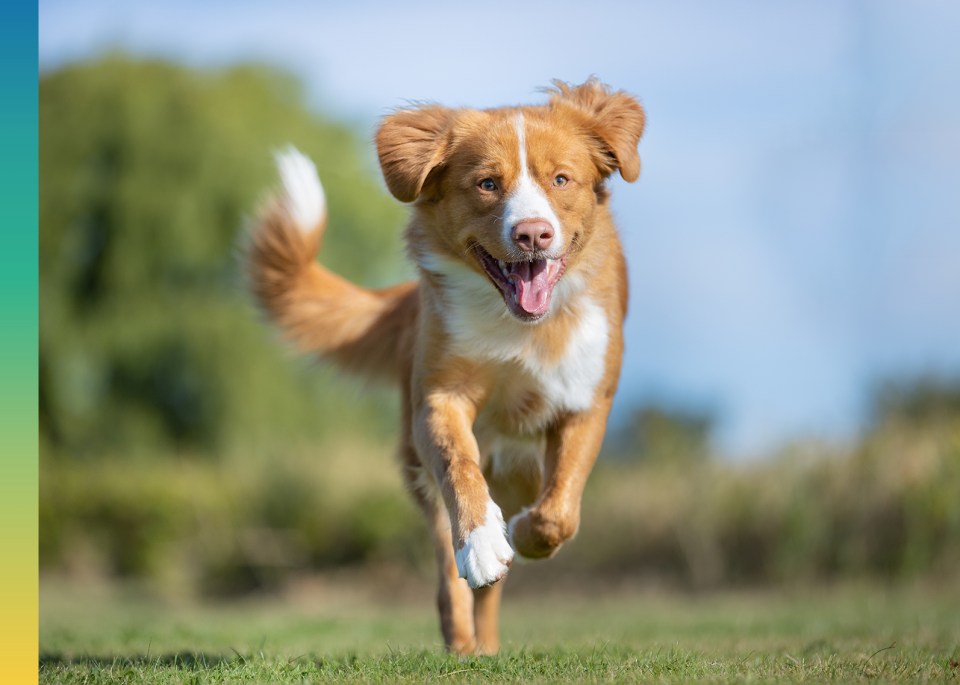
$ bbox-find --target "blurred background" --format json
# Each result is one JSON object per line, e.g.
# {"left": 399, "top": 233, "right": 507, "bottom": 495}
{"left": 39, "top": 0, "right": 960, "bottom": 598}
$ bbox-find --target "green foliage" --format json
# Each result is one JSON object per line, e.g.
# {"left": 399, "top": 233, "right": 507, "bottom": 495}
{"left": 870, "top": 375, "right": 960, "bottom": 429}
{"left": 608, "top": 403, "right": 715, "bottom": 464}
{"left": 40, "top": 55, "right": 408, "bottom": 458}
{"left": 565, "top": 416, "right": 960, "bottom": 587}
{"left": 40, "top": 443, "right": 430, "bottom": 594}
{"left": 40, "top": 409, "right": 960, "bottom": 594}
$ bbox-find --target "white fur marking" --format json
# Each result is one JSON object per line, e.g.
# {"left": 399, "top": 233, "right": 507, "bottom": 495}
{"left": 418, "top": 251, "right": 516, "bottom": 348}
{"left": 503, "top": 114, "right": 563, "bottom": 250}
{"left": 275, "top": 146, "right": 326, "bottom": 232}
{"left": 534, "top": 296, "right": 609, "bottom": 412}
{"left": 455, "top": 499, "right": 514, "bottom": 588}
{"left": 419, "top": 250, "right": 608, "bottom": 416}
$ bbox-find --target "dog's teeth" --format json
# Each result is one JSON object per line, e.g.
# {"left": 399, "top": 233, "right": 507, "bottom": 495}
{"left": 498, "top": 261, "right": 509, "bottom": 277}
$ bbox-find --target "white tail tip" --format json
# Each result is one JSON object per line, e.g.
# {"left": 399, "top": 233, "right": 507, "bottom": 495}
{"left": 275, "top": 146, "right": 326, "bottom": 233}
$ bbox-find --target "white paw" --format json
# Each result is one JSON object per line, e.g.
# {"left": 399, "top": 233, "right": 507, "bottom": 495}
{"left": 455, "top": 500, "right": 514, "bottom": 588}
{"left": 274, "top": 146, "right": 326, "bottom": 232}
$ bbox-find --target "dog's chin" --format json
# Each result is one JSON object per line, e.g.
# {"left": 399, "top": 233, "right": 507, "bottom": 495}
{"left": 471, "top": 244, "right": 567, "bottom": 323}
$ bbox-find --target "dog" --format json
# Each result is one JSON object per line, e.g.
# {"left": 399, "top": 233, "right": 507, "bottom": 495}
{"left": 246, "top": 79, "right": 645, "bottom": 654}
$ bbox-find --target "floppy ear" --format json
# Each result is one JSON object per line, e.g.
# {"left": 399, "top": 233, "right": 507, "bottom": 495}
{"left": 550, "top": 79, "right": 646, "bottom": 182}
{"left": 375, "top": 105, "right": 454, "bottom": 202}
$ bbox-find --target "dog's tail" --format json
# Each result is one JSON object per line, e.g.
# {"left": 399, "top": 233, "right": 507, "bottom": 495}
{"left": 246, "top": 147, "right": 417, "bottom": 383}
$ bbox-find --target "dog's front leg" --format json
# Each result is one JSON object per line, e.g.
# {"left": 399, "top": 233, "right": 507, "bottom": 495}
{"left": 509, "top": 397, "right": 612, "bottom": 560}
{"left": 414, "top": 392, "right": 514, "bottom": 589}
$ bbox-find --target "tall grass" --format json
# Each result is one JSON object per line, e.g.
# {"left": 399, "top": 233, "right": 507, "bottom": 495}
{"left": 40, "top": 417, "right": 960, "bottom": 596}
{"left": 569, "top": 417, "right": 960, "bottom": 587}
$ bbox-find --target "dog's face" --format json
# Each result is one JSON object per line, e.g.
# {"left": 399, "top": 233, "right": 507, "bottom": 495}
{"left": 377, "top": 80, "right": 645, "bottom": 322}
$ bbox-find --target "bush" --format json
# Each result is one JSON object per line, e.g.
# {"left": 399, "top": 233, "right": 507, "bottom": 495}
{"left": 40, "top": 418, "right": 960, "bottom": 595}
{"left": 40, "top": 442, "right": 430, "bottom": 595}
{"left": 40, "top": 55, "right": 408, "bottom": 460}
{"left": 562, "top": 418, "right": 960, "bottom": 587}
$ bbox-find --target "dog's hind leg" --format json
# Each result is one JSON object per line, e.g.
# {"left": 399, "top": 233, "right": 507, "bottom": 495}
{"left": 473, "top": 457, "right": 541, "bottom": 654}
{"left": 429, "top": 501, "right": 478, "bottom": 655}
{"left": 399, "top": 448, "right": 477, "bottom": 654}
{"left": 471, "top": 583, "right": 503, "bottom": 655}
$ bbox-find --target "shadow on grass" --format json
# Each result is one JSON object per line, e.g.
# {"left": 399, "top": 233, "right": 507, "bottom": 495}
{"left": 40, "top": 652, "right": 245, "bottom": 670}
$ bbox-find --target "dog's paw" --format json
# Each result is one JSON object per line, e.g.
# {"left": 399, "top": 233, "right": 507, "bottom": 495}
{"left": 507, "top": 508, "right": 535, "bottom": 564}
{"left": 455, "top": 500, "right": 514, "bottom": 588}
{"left": 508, "top": 506, "right": 577, "bottom": 560}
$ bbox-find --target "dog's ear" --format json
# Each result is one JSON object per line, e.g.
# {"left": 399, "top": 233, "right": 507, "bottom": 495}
{"left": 550, "top": 79, "right": 646, "bottom": 182}
{"left": 376, "top": 105, "right": 455, "bottom": 202}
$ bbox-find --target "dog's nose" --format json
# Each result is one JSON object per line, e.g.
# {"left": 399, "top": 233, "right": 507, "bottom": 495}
{"left": 512, "top": 220, "right": 554, "bottom": 252}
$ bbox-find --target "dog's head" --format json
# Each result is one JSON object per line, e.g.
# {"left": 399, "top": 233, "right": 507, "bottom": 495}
{"left": 376, "top": 79, "right": 645, "bottom": 322}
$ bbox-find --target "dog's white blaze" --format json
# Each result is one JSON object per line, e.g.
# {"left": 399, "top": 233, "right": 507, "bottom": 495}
{"left": 418, "top": 251, "right": 607, "bottom": 417}
{"left": 275, "top": 146, "right": 326, "bottom": 233}
{"left": 502, "top": 114, "right": 563, "bottom": 250}
{"left": 455, "top": 499, "right": 514, "bottom": 588}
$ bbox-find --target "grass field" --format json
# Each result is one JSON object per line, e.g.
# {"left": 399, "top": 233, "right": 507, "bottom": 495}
{"left": 40, "top": 577, "right": 959, "bottom": 683}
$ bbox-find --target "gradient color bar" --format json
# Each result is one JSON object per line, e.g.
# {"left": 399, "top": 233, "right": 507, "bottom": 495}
{"left": 1, "top": 1, "right": 39, "bottom": 683}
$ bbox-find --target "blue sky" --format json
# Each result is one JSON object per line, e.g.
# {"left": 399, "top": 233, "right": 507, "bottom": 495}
{"left": 39, "top": 0, "right": 960, "bottom": 455}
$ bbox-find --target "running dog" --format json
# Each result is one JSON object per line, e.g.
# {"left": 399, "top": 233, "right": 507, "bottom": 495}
{"left": 247, "top": 79, "right": 645, "bottom": 654}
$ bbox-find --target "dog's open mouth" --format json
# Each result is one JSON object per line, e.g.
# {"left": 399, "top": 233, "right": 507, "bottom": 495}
{"left": 473, "top": 245, "right": 567, "bottom": 321}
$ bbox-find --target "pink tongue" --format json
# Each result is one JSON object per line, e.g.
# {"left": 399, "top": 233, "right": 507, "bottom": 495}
{"left": 510, "top": 260, "right": 553, "bottom": 314}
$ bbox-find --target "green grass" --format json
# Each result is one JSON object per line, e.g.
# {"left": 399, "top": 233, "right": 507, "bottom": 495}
{"left": 40, "top": 579, "right": 960, "bottom": 683}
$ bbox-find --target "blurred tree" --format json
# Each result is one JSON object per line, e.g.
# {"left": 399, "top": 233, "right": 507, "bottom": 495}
{"left": 40, "top": 55, "right": 408, "bottom": 459}
{"left": 869, "top": 376, "right": 960, "bottom": 429}
{"left": 609, "top": 403, "right": 715, "bottom": 464}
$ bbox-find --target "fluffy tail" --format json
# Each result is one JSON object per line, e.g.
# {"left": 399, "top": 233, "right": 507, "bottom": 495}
{"left": 246, "top": 147, "right": 417, "bottom": 382}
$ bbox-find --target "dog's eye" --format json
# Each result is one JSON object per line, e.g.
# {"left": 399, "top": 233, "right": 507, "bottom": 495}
{"left": 553, "top": 175, "right": 569, "bottom": 187}
{"left": 478, "top": 178, "right": 498, "bottom": 192}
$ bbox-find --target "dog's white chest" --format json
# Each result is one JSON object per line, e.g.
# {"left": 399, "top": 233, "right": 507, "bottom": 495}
{"left": 469, "top": 302, "right": 608, "bottom": 480}
{"left": 420, "top": 252, "right": 610, "bottom": 427}
{"left": 503, "top": 298, "right": 609, "bottom": 417}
